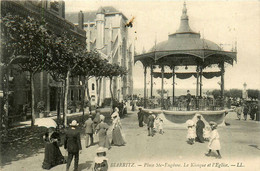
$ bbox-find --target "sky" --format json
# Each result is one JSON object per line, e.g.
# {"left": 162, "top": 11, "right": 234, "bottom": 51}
{"left": 65, "top": 0, "right": 260, "bottom": 92}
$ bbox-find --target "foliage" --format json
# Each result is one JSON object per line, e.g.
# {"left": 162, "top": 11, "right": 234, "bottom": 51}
{"left": 1, "top": 14, "right": 55, "bottom": 126}
{"left": 156, "top": 89, "right": 168, "bottom": 95}
{"left": 229, "top": 89, "right": 242, "bottom": 98}
{"left": 1, "top": 14, "right": 52, "bottom": 72}
{"left": 247, "top": 89, "right": 260, "bottom": 100}
{"left": 211, "top": 89, "right": 242, "bottom": 99}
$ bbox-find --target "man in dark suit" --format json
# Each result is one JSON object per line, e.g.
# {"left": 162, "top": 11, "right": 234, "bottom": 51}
{"left": 137, "top": 108, "right": 144, "bottom": 127}
{"left": 195, "top": 114, "right": 205, "bottom": 143}
{"left": 84, "top": 116, "right": 94, "bottom": 148}
{"left": 147, "top": 111, "right": 155, "bottom": 136}
{"left": 186, "top": 90, "right": 191, "bottom": 111}
{"left": 64, "top": 120, "right": 82, "bottom": 171}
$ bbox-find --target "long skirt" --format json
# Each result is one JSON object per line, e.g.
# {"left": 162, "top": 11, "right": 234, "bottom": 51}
{"left": 98, "top": 130, "right": 111, "bottom": 149}
{"left": 208, "top": 139, "right": 221, "bottom": 150}
{"left": 111, "top": 127, "right": 125, "bottom": 146}
{"left": 42, "top": 142, "right": 64, "bottom": 169}
{"left": 196, "top": 129, "right": 204, "bottom": 143}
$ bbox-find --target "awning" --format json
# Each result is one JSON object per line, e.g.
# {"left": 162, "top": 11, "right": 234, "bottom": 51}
{"left": 153, "top": 71, "right": 221, "bottom": 79}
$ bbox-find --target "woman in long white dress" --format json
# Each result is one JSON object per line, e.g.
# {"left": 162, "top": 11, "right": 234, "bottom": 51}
{"left": 205, "top": 121, "right": 222, "bottom": 159}
{"left": 111, "top": 110, "right": 125, "bottom": 146}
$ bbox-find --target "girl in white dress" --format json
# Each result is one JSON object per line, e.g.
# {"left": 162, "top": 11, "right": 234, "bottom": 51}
{"left": 203, "top": 125, "right": 211, "bottom": 141}
{"left": 186, "top": 120, "right": 196, "bottom": 145}
{"left": 205, "top": 121, "right": 222, "bottom": 159}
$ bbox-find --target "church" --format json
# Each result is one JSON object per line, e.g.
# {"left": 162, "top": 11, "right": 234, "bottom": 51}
{"left": 66, "top": 6, "right": 134, "bottom": 106}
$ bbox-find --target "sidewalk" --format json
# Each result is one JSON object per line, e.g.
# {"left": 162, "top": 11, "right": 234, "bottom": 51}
{"left": 11, "top": 107, "right": 113, "bottom": 129}
{"left": 1, "top": 110, "right": 260, "bottom": 171}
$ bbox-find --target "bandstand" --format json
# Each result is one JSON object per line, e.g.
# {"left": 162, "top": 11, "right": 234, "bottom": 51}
{"left": 134, "top": 3, "right": 237, "bottom": 125}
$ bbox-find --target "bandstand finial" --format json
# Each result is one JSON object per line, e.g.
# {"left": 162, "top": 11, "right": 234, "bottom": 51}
{"left": 176, "top": 1, "right": 195, "bottom": 33}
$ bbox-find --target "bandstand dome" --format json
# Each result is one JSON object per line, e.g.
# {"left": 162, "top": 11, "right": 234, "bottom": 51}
{"left": 135, "top": 2, "right": 237, "bottom": 66}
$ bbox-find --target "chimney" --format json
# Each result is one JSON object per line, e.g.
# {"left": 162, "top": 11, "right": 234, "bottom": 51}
{"left": 78, "top": 11, "right": 84, "bottom": 29}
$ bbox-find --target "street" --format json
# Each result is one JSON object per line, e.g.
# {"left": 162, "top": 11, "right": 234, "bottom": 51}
{"left": 1, "top": 110, "right": 260, "bottom": 171}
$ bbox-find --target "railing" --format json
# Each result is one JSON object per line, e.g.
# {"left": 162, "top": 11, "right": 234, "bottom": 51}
{"left": 136, "top": 98, "right": 227, "bottom": 111}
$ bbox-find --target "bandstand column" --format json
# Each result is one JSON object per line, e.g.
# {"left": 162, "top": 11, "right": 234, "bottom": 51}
{"left": 220, "top": 62, "right": 225, "bottom": 107}
{"left": 172, "top": 66, "right": 175, "bottom": 105}
{"left": 144, "top": 66, "right": 147, "bottom": 108}
{"left": 200, "top": 66, "right": 203, "bottom": 97}
{"left": 196, "top": 66, "right": 199, "bottom": 97}
{"left": 196, "top": 66, "right": 200, "bottom": 109}
{"left": 161, "top": 65, "right": 165, "bottom": 109}
{"left": 150, "top": 65, "right": 153, "bottom": 98}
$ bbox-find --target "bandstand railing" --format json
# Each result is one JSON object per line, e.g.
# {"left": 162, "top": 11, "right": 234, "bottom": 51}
{"left": 137, "top": 98, "right": 226, "bottom": 111}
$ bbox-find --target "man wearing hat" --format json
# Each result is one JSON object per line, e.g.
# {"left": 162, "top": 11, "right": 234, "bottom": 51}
{"left": 186, "top": 90, "right": 191, "bottom": 111}
{"left": 64, "top": 120, "right": 82, "bottom": 171}
{"left": 147, "top": 111, "right": 155, "bottom": 137}
{"left": 195, "top": 114, "right": 205, "bottom": 143}
{"left": 84, "top": 116, "right": 94, "bottom": 148}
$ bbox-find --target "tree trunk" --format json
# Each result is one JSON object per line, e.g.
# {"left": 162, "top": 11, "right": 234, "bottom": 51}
{"left": 30, "top": 72, "right": 35, "bottom": 126}
{"left": 109, "top": 77, "right": 114, "bottom": 107}
{"left": 97, "top": 78, "right": 102, "bottom": 106}
{"left": 57, "top": 86, "right": 61, "bottom": 126}
{"left": 64, "top": 70, "right": 70, "bottom": 127}
{"left": 96, "top": 78, "right": 99, "bottom": 106}
{"left": 61, "top": 81, "right": 65, "bottom": 122}
{"left": 86, "top": 79, "right": 91, "bottom": 101}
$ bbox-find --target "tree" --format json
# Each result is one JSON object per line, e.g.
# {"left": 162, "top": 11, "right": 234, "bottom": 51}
{"left": 247, "top": 89, "right": 259, "bottom": 100}
{"left": 47, "top": 33, "right": 85, "bottom": 127}
{"left": 156, "top": 89, "right": 168, "bottom": 96}
{"left": 229, "top": 89, "right": 242, "bottom": 98}
{"left": 1, "top": 14, "right": 53, "bottom": 126}
{"left": 74, "top": 50, "right": 103, "bottom": 113}
{"left": 102, "top": 63, "right": 127, "bottom": 107}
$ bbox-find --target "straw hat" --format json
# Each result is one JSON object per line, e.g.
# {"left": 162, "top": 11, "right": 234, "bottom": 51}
{"left": 186, "top": 119, "right": 194, "bottom": 126}
{"left": 209, "top": 121, "right": 217, "bottom": 127}
{"left": 196, "top": 113, "right": 202, "bottom": 118}
{"left": 96, "top": 147, "right": 107, "bottom": 154}
{"left": 70, "top": 120, "right": 79, "bottom": 127}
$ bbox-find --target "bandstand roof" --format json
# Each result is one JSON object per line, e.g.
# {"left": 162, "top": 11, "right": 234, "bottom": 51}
{"left": 134, "top": 3, "right": 237, "bottom": 67}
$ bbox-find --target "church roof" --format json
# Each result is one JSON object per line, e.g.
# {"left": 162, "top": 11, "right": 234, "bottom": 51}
{"left": 65, "top": 6, "right": 124, "bottom": 24}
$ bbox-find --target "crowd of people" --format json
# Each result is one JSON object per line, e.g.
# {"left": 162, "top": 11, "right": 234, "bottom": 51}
{"left": 234, "top": 100, "right": 259, "bottom": 121}
{"left": 40, "top": 97, "right": 258, "bottom": 170}
{"left": 42, "top": 107, "right": 126, "bottom": 171}
{"left": 137, "top": 109, "right": 164, "bottom": 137}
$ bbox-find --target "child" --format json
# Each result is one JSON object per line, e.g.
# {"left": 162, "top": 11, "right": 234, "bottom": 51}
{"left": 186, "top": 120, "right": 196, "bottom": 145}
{"left": 158, "top": 117, "right": 164, "bottom": 134}
{"left": 205, "top": 121, "right": 222, "bottom": 159}
{"left": 93, "top": 147, "right": 108, "bottom": 171}
{"left": 203, "top": 125, "right": 211, "bottom": 141}
{"left": 154, "top": 115, "right": 160, "bottom": 132}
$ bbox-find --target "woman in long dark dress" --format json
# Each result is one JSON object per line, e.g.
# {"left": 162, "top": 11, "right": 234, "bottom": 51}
{"left": 95, "top": 115, "right": 111, "bottom": 149}
{"left": 111, "top": 112, "right": 125, "bottom": 146}
{"left": 196, "top": 114, "right": 205, "bottom": 143}
{"left": 42, "top": 127, "right": 65, "bottom": 170}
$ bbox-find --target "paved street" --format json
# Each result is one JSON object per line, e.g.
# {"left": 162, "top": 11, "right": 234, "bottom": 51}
{"left": 1, "top": 110, "right": 260, "bottom": 171}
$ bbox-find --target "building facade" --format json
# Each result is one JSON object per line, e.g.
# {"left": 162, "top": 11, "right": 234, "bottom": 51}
{"left": 0, "top": 0, "right": 86, "bottom": 122}
{"left": 66, "top": 6, "right": 134, "bottom": 106}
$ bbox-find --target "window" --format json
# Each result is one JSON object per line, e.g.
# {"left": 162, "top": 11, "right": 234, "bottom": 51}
{"left": 78, "top": 89, "right": 82, "bottom": 101}
{"left": 70, "top": 90, "right": 74, "bottom": 101}
{"left": 92, "top": 83, "right": 95, "bottom": 91}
